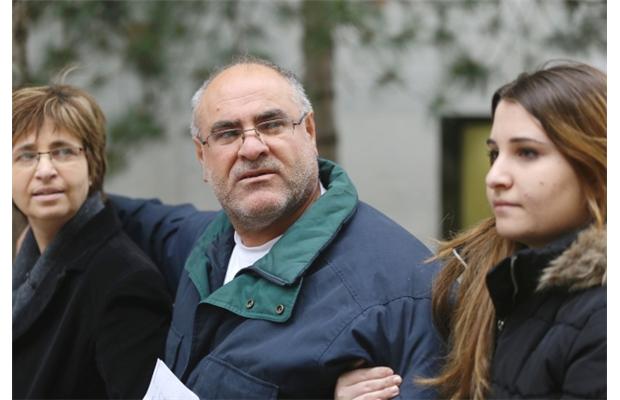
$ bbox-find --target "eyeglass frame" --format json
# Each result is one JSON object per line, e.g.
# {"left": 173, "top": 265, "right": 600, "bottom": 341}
{"left": 197, "top": 111, "right": 309, "bottom": 148}
{"left": 12, "top": 146, "right": 85, "bottom": 168}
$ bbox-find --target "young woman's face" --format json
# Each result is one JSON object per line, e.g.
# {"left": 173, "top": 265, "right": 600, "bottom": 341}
{"left": 12, "top": 119, "right": 90, "bottom": 230}
{"left": 485, "top": 100, "right": 590, "bottom": 248}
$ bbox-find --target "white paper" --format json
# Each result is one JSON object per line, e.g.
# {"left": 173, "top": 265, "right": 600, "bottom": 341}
{"left": 143, "top": 359, "right": 199, "bottom": 400}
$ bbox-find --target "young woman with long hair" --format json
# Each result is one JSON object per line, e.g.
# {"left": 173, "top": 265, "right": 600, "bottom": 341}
{"left": 335, "top": 62, "right": 607, "bottom": 399}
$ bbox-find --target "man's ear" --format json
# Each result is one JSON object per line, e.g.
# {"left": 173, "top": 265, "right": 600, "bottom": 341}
{"left": 192, "top": 136, "right": 209, "bottom": 182}
{"left": 303, "top": 112, "right": 318, "bottom": 155}
{"left": 193, "top": 136, "right": 205, "bottom": 163}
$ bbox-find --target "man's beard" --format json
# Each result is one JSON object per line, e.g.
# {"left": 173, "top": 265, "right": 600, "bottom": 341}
{"left": 208, "top": 152, "right": 319, "bottom": 233}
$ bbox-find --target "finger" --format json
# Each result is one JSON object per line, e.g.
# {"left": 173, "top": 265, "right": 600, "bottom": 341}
{"left": 339, "top": 366, "right": 395, "bottom": 386}
{"left": 357, "top": 375, "right": 402, "bottom": 394}
{"left": 355, "top": 384, "right": 400, "bottom": 400}
{"left": 337, "top": 374, "right": 402, "bottom": 400}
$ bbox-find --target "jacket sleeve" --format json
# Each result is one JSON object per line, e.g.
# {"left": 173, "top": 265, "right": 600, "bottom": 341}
{"left": 109, "top": 194, "right": 217, "bottom": 291}
{"left": 562, "top": 304, "right": 606, "bottom": 399}
{"left": 94, "top": 265, "right": 173, "bottom": 399}
{"left": 319, "top": 297, "right": 445, "bottom": 399}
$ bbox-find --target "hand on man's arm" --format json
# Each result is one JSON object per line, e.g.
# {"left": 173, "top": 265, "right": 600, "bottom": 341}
{"left": 335, "top": 366, "right": 401, "bottom": 400}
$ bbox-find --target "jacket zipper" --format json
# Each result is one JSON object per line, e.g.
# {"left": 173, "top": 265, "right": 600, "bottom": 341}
{"left": 497, "top": 254, "right": 519, "bottom": 333}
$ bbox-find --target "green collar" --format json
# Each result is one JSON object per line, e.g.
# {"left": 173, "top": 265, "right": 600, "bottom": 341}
{"left": 183, "top": 158, "right": 358, "bottom": 322}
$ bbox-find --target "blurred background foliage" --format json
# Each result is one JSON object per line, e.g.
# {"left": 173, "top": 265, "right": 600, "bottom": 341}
{"left": 11, "top": 0, "right": 606, "bottom": 260}
{"left": 12, "top": 0, "right": 606, "bottom": 173}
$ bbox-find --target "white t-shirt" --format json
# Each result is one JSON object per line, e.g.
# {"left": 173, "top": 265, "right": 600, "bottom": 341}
{"left": 223, "top": 183, "right": 326, "bottom": 284}
{"left": 224, "top": 233, "right": 281, "bottom": 284}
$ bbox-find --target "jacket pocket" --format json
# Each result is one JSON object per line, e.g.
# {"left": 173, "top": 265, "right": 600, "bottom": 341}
{"left": 187, "top": 355, "right": 278, "bottom": 399}
{"left": 164, "top": 324, "right": 183, "bottom": 371}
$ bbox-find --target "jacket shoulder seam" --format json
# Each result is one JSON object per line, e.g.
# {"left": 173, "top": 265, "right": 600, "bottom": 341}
{"left": 325, "top": 256, "right": 364, "bottom": 310}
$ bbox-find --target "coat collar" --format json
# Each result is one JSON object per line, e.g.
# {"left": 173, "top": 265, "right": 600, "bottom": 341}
{"left": 183, "top": 158, "right": 359, "bottom": 322}
{"left": 486, "top": 225, "right": 606, "bottom": 319}
{"left": 13, "top": 202, "right": 121, "bottom": 339}
{"left": 536, "top": 225, "right": 606, "bottom": 292}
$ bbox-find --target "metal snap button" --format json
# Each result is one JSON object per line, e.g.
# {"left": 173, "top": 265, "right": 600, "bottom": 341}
{"left": 497, "top": 319, "right": 505, "bottom": 331}
{"left": 245, "top": 299, "right": 255, "bottom": 309}
{"left": 275, "top": 304, "right": 285, "bottom": 315}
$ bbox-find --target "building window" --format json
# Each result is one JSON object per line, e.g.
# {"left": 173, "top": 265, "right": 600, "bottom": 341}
{"left": 441, "top": 117, "right": 493, "bottom": 239}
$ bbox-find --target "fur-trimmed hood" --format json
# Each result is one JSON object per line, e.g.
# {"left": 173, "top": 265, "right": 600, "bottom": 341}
{"left": 537, "top": 225, "right": 607, "bottom": 292}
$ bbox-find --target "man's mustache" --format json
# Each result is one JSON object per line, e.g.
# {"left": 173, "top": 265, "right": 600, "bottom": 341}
{"left": 231, "top": 159, "right": 281, "bottom": 181}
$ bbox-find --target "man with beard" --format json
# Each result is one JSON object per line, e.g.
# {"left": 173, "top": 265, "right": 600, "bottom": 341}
{"left": 113, "top": 57, "right": 442, "bottom": 399}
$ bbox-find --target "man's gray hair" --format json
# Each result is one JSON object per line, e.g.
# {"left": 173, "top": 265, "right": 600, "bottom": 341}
{"left": 190, "top": 56, "right": 313, "bottom": 138}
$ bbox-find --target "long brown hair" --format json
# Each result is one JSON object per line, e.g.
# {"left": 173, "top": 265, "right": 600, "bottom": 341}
{"left": 420, "top": 62, "right": 606, "bottom": 399}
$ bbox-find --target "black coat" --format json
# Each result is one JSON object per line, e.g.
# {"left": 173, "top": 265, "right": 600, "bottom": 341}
{"left": 13, "top": 203, "right": 172, "bottom": 399}
{"left": 486, "top": 226, "right": 606, "bottom": 399}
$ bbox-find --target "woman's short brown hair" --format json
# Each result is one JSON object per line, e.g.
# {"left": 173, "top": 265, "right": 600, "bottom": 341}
{"left": 12, "top": 84, "right": 107, "bottom": 195}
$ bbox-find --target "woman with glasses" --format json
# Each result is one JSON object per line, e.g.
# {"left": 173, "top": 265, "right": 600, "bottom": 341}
{"left": 12, "top": 84, "right": 172, "bottom": 399}
{"left": 335, "top": 62, "right": 607, "bottom": 399}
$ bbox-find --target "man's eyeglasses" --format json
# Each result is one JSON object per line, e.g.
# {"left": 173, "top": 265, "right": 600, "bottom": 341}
{"left": 13, "top": 146, "right": 85, "bottom": 168}
{"left": 199, "top": 112, "right": 308, "bottom": 148}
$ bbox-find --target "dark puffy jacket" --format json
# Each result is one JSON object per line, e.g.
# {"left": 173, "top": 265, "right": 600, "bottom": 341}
{"left": 486, "top": 226, "right": 606, "bottom": 399}
{"left": 113, "top": 159, "right": 444, "bottom": 399}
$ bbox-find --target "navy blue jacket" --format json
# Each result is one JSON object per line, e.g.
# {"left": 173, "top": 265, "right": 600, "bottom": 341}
{"left": 114, "top": 159, "right": 443, "bottom": 399}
